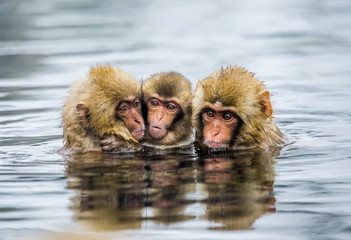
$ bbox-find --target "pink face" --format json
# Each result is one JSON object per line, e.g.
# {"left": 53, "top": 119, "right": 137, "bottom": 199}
{"left": 116, "top": 98, "right": 145, "bottom": 141}
{"left": 147, "top": 97, "right": 180, "bottom": 139}
{"left": 202, "top": 107, "right": 239, "bottom": 149}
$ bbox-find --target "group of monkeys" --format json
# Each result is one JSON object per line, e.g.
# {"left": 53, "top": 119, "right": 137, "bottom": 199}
{"left": 62, "top": 65, "right": 286, "bottom": 153}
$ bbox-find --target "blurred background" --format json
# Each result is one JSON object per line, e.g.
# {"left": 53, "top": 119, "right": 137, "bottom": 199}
{"left": 1, "top": 0, "right": 351, "bottom": 240}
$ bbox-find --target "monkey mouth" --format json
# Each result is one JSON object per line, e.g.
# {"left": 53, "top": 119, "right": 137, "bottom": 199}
{"left": 204, "top": 140, "right": 229, "bottom": 149}
{"left": 132, "top": 128, "right": 145, "bottom": 141}
{"left": 149, "top": 125, "right": 167, "bottom": 139}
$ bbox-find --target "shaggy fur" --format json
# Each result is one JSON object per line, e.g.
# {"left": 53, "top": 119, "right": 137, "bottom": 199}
{"left": 142, "top": 72, "right": 193, "bottom": 147}
{"left": 192, "top": 66, "right": 285, "bottom": 150}
{"left": 62, "top": 65, "right": 141, "bottom": 152}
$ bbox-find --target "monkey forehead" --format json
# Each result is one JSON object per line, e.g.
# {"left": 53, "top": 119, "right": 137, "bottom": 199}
{"left": 202, "top": 102, "right": 238, "bottom": 113}
{"left": 142, "top": 72, "right": 192, "bottom": 102}
{"left": 146, "top": 93, "right": 182, "bottom": 106}
{"left": 122, "top": 95, "right": 141, "bottom": 102}
{"left": 200, "top": 69, "right": 266, "bottom": 106}
{"left": 88, "top": 65, "right": 141, "bottom": 101}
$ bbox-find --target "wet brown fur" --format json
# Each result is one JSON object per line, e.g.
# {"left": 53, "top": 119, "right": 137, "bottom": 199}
{"left": 62, "top": 65, "right": 141, "bottom": 152}
{"left": 192, "top": 66, "right": 285, "bottom": 150}
{"left": 142, "top": 72, "right": 193, "bottom": 147}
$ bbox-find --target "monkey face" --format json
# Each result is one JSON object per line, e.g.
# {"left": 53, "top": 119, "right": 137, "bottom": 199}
{"left": 146, "top": 97, "right": 180, "bottom": 140}
{"left": 116, "top": 97, "right": 145, "bottom": 141}
{"left": 141, "top": 72, "right": 193, "bottom": 147}
{"left": 192, "top": 66, "right": 285, "bottom": 151}
{"left": 201, "top": 104, "right": 239, "bottom": 149}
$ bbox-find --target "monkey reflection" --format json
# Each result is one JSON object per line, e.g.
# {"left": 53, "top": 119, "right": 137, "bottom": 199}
{"left": 66, "top": 153, "right": 147, "bottom": 231}
{"left": 146, "top": 158, "right": 196, "bottom": 224}
{"left": 64, "top": 147, "right": 280, "bottom": 231}
{"left": 65, "top": 151, "right": 196, "bottom": 230}
{"left": 198, "top": 148, "right": 280, "bottom": 230}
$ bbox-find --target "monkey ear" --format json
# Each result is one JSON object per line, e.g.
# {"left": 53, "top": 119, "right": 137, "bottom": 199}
{"left": 261, "top": 91, "right": 273, "bottom": 119}
{"left": 76, "top": 102, "right": 90, "bottom": 128}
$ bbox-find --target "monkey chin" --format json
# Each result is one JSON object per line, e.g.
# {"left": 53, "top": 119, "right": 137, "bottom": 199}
{"left": 204, "top": 140, "right": 230, "bottom": 151}
{"left": 148, "top": 125, "right": 167, "bottom": 139}
{"left": 131, "top": 129, "right": 145, "bottom": 141}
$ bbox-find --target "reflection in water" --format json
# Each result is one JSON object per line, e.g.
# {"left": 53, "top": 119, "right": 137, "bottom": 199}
{"left": 65, "top": 152, "right": 147, "bottom": 231}
{"left": 199, "top": 149, "right": 278, "bottom": 230}
{"left": 64, "top": 147, "right": 281, "bottom": 231}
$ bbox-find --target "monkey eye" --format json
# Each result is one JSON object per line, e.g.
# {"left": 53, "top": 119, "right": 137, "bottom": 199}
{"left": 166, "top": 103, "right": 177, "bottom": 111}
{"left": 150, "top": 100, "right": 159, "bottom": 107}
{"left": 206, "top": 110, "right": 215, "bottom": 118}
{"left": 222, "top": 112, "right": 234, "bottom": 121}
{"left": 118, "top": 104, "right": 129, "bottom": 112}
{"left": 133, "top": 101, "right": 140, "bottom": 108}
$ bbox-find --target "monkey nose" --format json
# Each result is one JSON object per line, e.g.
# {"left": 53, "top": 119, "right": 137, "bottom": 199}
{"left": 131, "top": 110, "right": 144, "bottom": 123}
{"left": 156, "top": 112, "right": 164, "bottom": 120}
{"left": 212, "top": 130, "right": 220, "bottom": 137}
{"left": 135, "top": 117, "right": 145, "bottom": 127}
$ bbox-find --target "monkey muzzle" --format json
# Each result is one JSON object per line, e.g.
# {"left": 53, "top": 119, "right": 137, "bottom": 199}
{"left": 132, "top": 128, "right": 145, "bottom": 141}
{"left": 149, "top": 125, "right": 167, "bottom": 139}
{"left": 204, "top": 140, "right": 230, "bottom": 150}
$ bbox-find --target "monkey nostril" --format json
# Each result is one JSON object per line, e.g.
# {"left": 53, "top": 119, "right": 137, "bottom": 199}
{"left": 212, "top": 131, "right": 220, "bottom": 137}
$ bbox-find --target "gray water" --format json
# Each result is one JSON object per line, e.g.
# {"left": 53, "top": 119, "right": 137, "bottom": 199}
{"left": 1, "top": 0, "right": 351, "bottom": 239}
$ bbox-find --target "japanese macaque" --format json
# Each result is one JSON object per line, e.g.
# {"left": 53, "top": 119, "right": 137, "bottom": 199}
{"left": 62, "top": 65, "right": 145, "bottom": 153}
{"left": 192, "top": 66, "right": 285, "bottom": 151}
{"left": 142, "top": 72, "right": 193, "bottom": 148}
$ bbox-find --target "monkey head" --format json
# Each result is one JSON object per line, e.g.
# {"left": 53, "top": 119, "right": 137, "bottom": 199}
{"left": 81, "top": 65, "right": 145, "bottom": 141}
{"left": 142, "top": 72, "right": 193, "bottom": 147}
{"left": 192, "top": 66, "right": 285, "bottom": 151}
{"left": 62, "top": 65, "right": 145, "bottom": 152}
